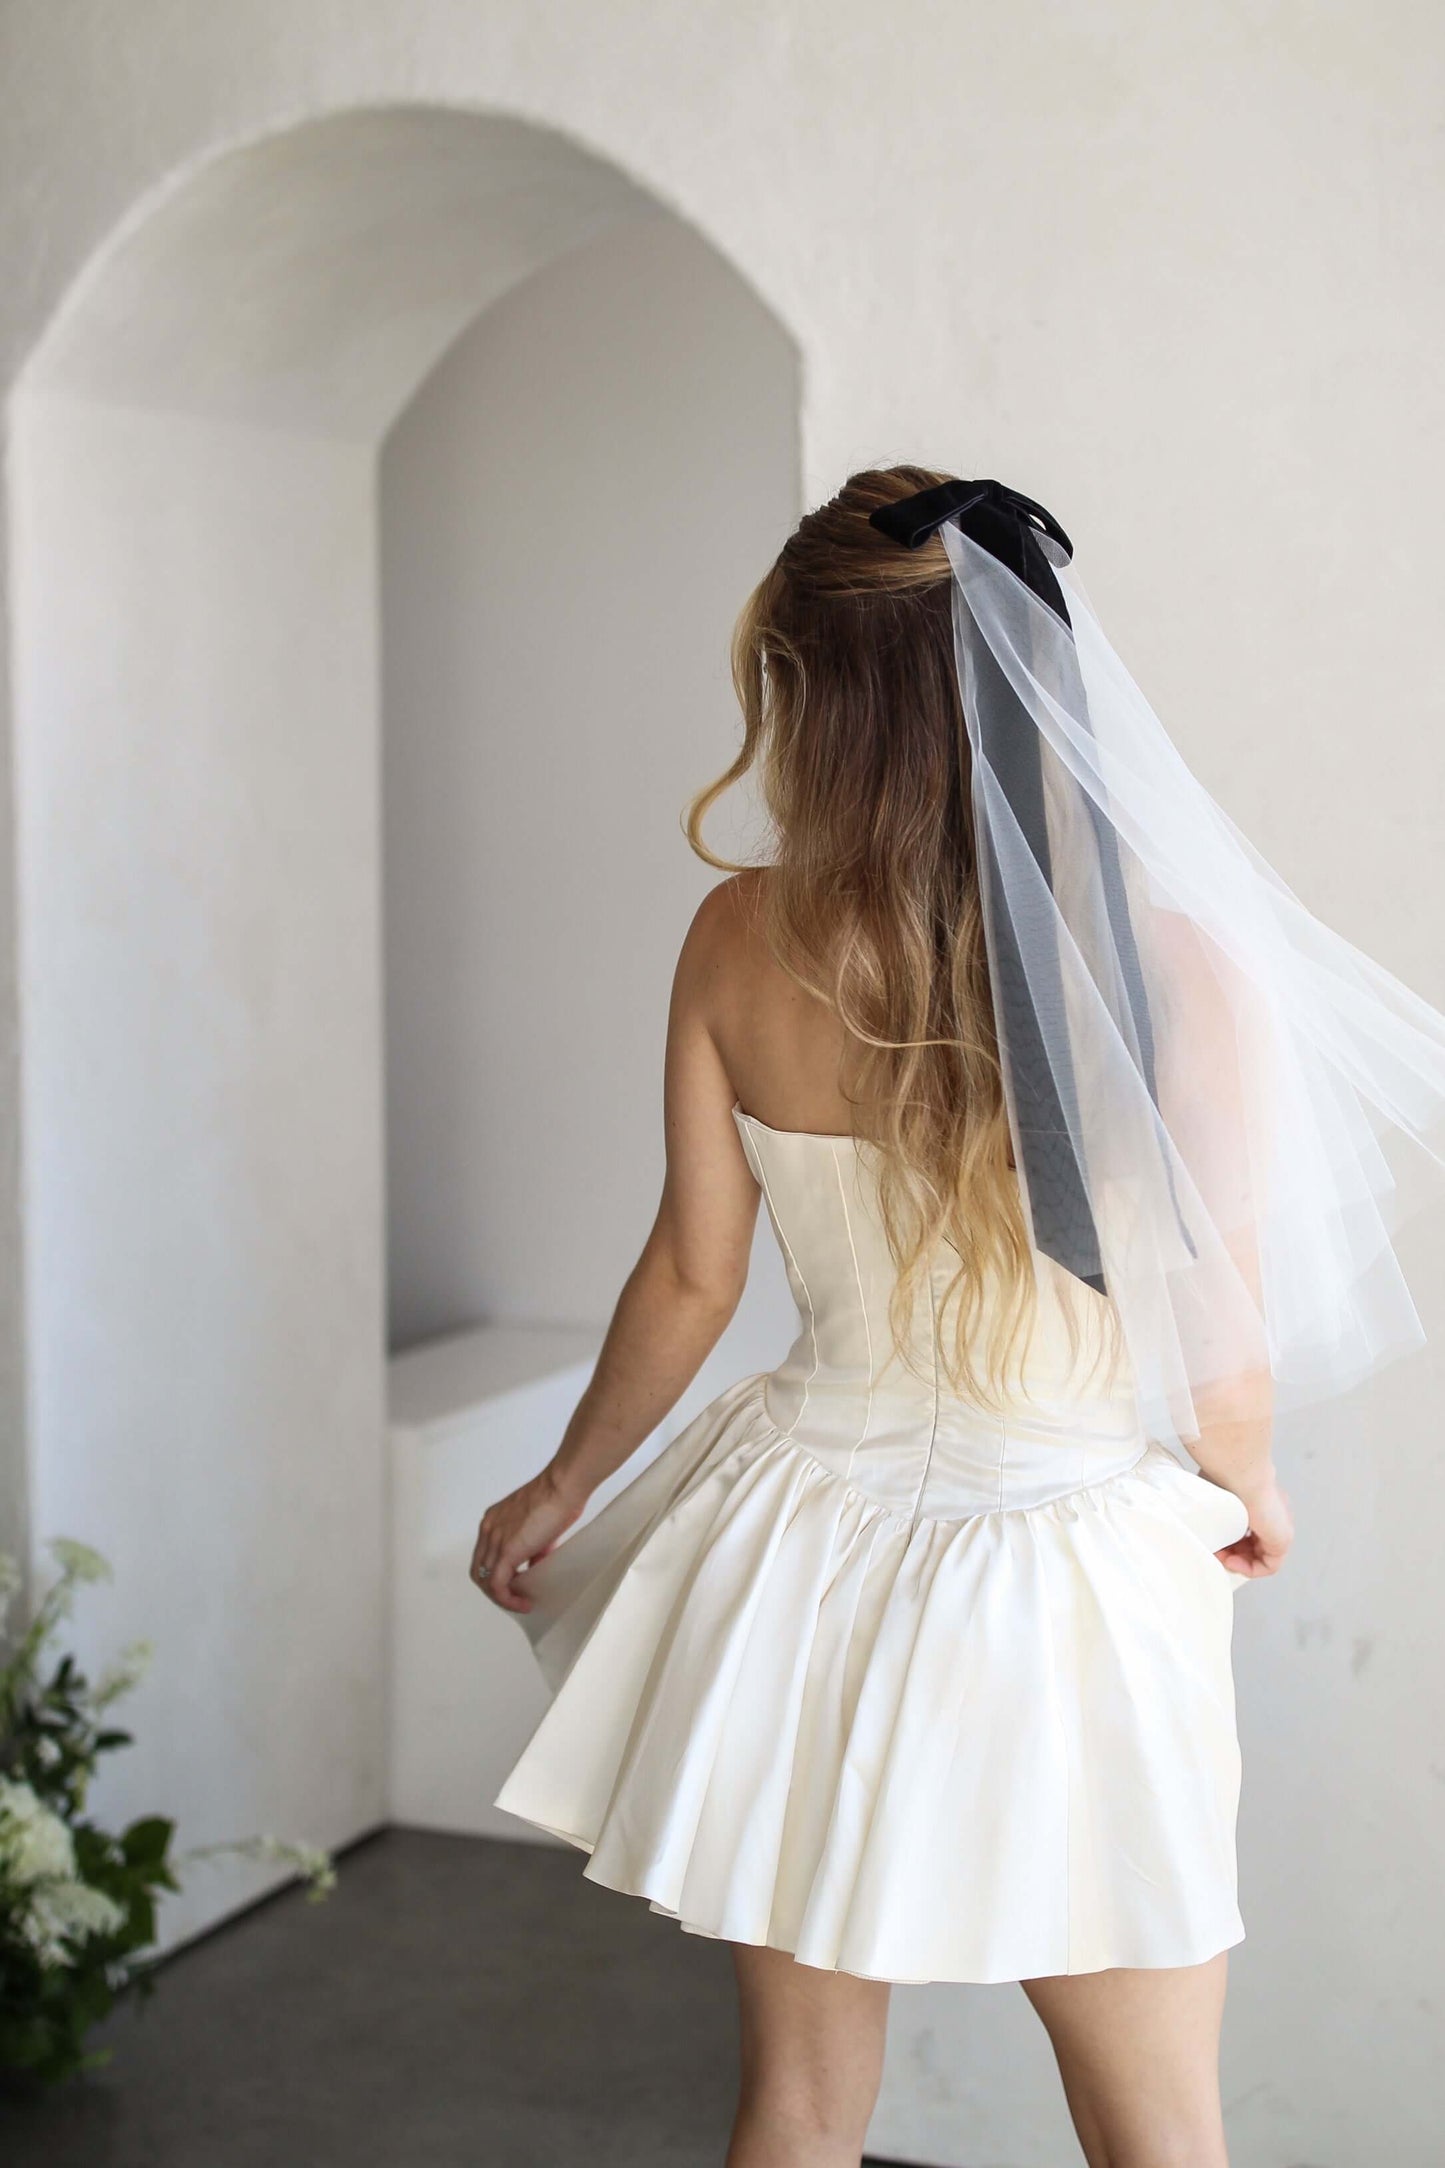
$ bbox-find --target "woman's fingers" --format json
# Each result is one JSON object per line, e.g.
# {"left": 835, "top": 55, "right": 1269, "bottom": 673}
{"left": 470, "top": 1516, "right": 501, "bottom": 1593}
{"left": 482, "top": 1548, "right": 535, "bottom": 1613}
{"left": 1213, "top": 1479, "right": 1294, "bottom": 1579}
{"left": 470, "top": 1511, "right": 538, "bottom": 1611}
{"left": 1215, "top": 1529, "right": 1288, "bottom": 1578}
{"left": 470, "top": 1470, "right": 584, "bottom": 1612}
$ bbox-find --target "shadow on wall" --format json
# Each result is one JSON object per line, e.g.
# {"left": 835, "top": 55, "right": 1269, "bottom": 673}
{"left": 380, "top": 204, "right": 799, "bottom": 1351}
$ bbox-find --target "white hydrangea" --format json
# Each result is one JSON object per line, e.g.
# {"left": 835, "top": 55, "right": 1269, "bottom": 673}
{"left": 0, "top": 1779, "right": 76, "bottom": 1885}
{"left": 0, "top": 1780, "right": 125, "bottom": 1970}
{"left": 15, "top": 1903, "right": 70, "bottom": 1969}
{"left": 18, "top": 1879, "right": 125, "bottom": 1967}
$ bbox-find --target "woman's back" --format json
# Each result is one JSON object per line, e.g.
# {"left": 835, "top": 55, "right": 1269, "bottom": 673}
{"left": 734, "top": 1101, "right": 1144, "bottom": 1522}
{"left": 700, "top": 868, "right": 858, "bottom": 1142}
{"left": 696, "top": 867, "right": 1139, "bottom": 1491}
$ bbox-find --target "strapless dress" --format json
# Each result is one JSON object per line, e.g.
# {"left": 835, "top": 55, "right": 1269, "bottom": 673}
{"left": 492, "top": 1106, "right": 1251, "bottom": 1983}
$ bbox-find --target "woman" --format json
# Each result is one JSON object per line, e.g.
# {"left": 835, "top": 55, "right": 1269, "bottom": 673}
{"left": 476, "top": 469, "right": 1445, "bottom": 2168}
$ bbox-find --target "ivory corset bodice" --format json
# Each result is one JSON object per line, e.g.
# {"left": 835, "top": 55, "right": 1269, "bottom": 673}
{"left": 733, "top": 1107, "right": 1146, "bottom": 1520}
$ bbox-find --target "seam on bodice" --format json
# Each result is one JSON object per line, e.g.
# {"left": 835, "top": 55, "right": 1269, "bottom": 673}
{"left": 750, "top": 1142, "right": 820, "bottom": 1442}
{"left": 831, "top": 1142, "right": 875, "bottom": 1481}
{"left": 906, "top": 1271, "right": 943, "bottom": 1537}
{"left": 735, "top": 1108, "right": 1143, "bottom": 1504}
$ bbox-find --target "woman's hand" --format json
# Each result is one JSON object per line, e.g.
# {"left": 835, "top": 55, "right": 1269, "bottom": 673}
{"left": 1214, "top": 1471, "right": 1294, "bottom": 1580}
{"left": 470, "top": 1466, "right": 587, "bottom": 1614}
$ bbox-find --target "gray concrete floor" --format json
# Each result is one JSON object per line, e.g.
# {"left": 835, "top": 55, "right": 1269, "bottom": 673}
{"left": 1, "top": 1828, "right": 904, "bottom": 2166}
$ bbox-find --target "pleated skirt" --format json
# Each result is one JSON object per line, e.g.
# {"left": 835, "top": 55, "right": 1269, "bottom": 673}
{"left": 492, "top": 1371, "right": 1250, "bottom": 1983}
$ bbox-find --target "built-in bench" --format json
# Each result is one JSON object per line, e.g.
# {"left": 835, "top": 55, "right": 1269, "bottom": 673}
{"left": 387, "top": 1322, "right": 600, "bottom": 1842}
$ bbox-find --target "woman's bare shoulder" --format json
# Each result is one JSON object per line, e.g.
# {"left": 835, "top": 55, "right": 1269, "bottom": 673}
{"left": 671, "top": 875, "right": 786, "bottom": 1061}
{"left": 681, "top": 870, "right": 852, "bottom": 1130}
{"left": 680, "top": 869, "right": 772, "bottom": 972}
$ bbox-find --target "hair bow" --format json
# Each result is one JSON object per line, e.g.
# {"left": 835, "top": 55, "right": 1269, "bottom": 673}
{"left": 870, "top": 477, "right": 1074, "bottom": 624}
{"left": 870, "top": 477, "right": 1159, "bottom": 1298}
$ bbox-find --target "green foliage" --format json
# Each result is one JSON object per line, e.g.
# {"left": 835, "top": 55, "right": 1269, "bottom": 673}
{"left": 0, "top": 1541, "right": 176, "bottom": 2088}
{"left": 0, "top": 1540, "right": 332, "bottom": 2091}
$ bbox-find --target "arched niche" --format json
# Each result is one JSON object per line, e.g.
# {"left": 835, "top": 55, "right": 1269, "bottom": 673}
{"left": 9, "top": 104, "right": 799, "bottom": 1942}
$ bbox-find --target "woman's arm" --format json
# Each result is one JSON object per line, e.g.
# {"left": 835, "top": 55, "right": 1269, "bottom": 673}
{"left": 1190, "top": 1373, "right": 1293, "bottom": 1579}
{"left": 1149, "top": 908, "right": 1293, "bottom": 1577}
{"left": 471, "top": 887, "right": 761, "bottom": 1613}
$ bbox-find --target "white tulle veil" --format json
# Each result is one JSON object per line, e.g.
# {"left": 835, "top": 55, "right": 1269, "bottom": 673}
{"left": 870, "top": 478, "right": 1445, "bottom": 1461}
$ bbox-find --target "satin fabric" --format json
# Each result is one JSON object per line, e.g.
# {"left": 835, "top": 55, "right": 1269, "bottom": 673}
{"left": 492, "top": 1109, "right": 1251, "bottom": 1982}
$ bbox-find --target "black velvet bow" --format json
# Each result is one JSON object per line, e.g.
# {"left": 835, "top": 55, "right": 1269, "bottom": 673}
{"left": 868, "top": 476, "right": 1164, "bottom": 1301}
{"left": 870, "top": 477, "right": 1074, "bottom": 627}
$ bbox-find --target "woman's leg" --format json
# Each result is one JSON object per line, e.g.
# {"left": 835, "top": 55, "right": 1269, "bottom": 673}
{"left": 725, "top": 1942, "right": 891, "bottom": 2168}
{"left": 1021, "top": 1953, "right": 1230, "bottom": 2168}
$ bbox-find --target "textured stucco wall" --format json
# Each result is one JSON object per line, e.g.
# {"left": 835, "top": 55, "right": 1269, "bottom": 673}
{"left": 1, "top": 7, "right": 1442, "bottom": 2162}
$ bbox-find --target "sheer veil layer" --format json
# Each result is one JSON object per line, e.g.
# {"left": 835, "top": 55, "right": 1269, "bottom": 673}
{"left": 936, "top": 513, "right": 1445, "bottom": 1459}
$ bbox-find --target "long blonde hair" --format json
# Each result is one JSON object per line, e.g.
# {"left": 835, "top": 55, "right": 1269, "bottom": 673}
{"left": 685, "top": 464, "right": 1060, "bottom": 1406}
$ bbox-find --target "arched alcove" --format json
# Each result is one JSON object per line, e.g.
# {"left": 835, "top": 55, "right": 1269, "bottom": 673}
{"left": 380, "top": 204, "right": 797, "bottom": 1352}
{"left": 10, "top": 105, "right": 799, "bottom": 1943}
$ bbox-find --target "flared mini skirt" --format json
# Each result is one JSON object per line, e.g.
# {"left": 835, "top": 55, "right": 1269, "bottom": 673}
{"left": 492, "top": 1368, "right": 1251, "bottom": 1985}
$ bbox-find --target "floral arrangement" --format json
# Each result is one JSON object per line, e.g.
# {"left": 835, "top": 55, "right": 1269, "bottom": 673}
{"left": 0, "top": 1538, "right": 333, "bottom": 2088}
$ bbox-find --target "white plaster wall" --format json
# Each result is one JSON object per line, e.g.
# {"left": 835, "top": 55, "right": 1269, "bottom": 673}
{"left": 19, "top": 107, "right": 653, "bottom": 442}
{"left": 381, "top": 211, "right": 797, "bottom": 1347}
{"left": 10, "top": 393, "right": 389, "bottom": 1943}
{"left": 6, "top": 120, "right": 800, "bottom": 1970}
{"left": 0, "top": 8, "right": 1441, "bottom": 2162}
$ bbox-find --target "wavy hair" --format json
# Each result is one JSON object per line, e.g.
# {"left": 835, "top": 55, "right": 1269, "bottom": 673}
{"left": 686, "top": 464, "right": 1075, "bottom": 1406}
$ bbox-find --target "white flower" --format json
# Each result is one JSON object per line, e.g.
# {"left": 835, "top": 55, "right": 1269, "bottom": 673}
{"left": 16, "top": 1903, "right": 69, "bottom": 1968}
{"left": 47, "top": 1538, "right": 110, "bottom": 1588}
{"left": 15, "top": 1879, "right": 124, "bottom": 1968}
{"left": 41, "top": 1879, "right": 124, "bottom": 1940}
{"left": 0, "top": 1782, "right": 126, "bottom": 1970}
{"left": 293, "top": 1847, "right": 337, "bottom": 1899}
{"left": 249, "top": 1834, "right": 333, "bottom": 1883}
{"left": 93, "top": 1638, "right": 154, "bottom": 1708}
{"left": 0, "top": 1779, "right": 76, "bottom": 1885}
{"left": 190, "top": 1832, "right": 336, "bottom": 1898}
